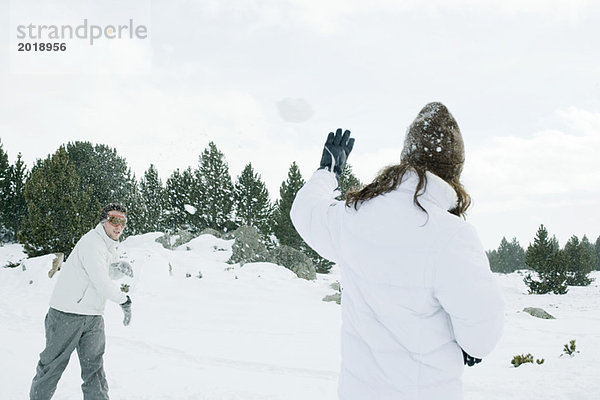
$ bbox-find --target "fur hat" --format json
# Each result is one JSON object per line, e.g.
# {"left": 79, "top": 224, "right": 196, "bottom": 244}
{"left": 400, "top": 102, "right": 464, "bottom": 181}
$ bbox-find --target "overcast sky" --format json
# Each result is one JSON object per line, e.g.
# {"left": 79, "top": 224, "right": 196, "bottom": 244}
{"left": 1, "top": 0, "right": 599, "bottom": 250}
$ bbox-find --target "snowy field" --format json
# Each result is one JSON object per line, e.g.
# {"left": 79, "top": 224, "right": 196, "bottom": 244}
{"left": 1, "top": 233, "right": 599, "bottom": 400}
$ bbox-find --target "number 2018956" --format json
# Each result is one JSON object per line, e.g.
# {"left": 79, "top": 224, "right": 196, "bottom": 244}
{"left": 18, "top": 43, "right": 67, "bottom": 51}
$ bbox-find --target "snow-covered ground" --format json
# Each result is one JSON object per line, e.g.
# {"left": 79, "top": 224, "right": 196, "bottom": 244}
{"left": 1, "top": 234, "right": 599, "bottom": 399}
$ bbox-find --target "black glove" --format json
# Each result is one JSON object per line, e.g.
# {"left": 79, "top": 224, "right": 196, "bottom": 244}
{"left": 120, "top": 296, "right": 132, "bottom": 326}
{"left": 462, "top": 349, "right": 482, "bottom": 367}
{"left": 319, "top": 128, "right": 355, "bottom": 180}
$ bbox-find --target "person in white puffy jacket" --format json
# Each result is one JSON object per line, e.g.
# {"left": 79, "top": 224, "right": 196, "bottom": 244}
{"left": 30, "top": 203, "right": 133, "bottom": 400}
{"left": 291, "top": 102, "right": 504, "bottom": 400}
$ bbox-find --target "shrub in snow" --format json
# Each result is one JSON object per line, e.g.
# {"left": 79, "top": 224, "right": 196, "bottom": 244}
{"left": 561, "top": 340, "right": 579, "bottom": 357}
{"left": 267, "top": 245, "right": 316, "bottom": 280}
{"left": 227, "top": 226, "right": 268, "bottom": 266}
{"left": 3, "top": 261, "right": 20, "bottom": 268}
{"left": 511, "top": 353, "right": 544, "bottom": 367}
{"left": 155, "top": 234, "right": 170, "bottom": 249}
{"left": 155, "top": 229, "right": 196, "bottom": 249}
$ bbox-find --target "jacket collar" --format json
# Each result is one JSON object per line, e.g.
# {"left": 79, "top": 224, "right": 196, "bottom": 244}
{"left": 94, "top": 223, "right": 118, "bottom": 249}
{"left": 399, "top": 169, "right": 458, "bottom": 211}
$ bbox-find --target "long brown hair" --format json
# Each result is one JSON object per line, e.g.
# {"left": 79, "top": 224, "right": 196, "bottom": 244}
{"left": 345, "top": 161, "right": 472, "bottom": 218}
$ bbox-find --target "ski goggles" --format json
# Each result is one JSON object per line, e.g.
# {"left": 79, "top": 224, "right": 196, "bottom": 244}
{"left": 105, "top": 214, "right": 127, "bottom": 227}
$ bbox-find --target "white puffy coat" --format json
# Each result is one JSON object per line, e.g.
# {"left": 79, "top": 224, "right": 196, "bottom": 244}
{"left": 291, "top": 169, "right": 504, "bottom": 400}
{"left": 49, "top": 223, "right": 128, "bottom": 315}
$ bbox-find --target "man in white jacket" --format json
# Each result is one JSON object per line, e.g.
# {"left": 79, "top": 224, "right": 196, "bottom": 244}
{"left": 30, "top": 203, "right": 133, "bottom": 400}
{"left": 291, "top": 103, "right": 504, "bottom": 400}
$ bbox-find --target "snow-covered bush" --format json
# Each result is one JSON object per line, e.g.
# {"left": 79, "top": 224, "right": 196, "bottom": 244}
{"left": 267, "top": 245, "right": 316, "bottom": 280}
{"left": 156, "top": 229, "right": 196, "bottom": 250}
{"left": 561, "top": 340, "right": 579, "bottom": 357}
{"left": 227, "top": 226, "right": 268, "bottom": 266}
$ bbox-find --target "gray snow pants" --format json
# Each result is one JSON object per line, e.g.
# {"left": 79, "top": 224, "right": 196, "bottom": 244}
{"left": 29, "top": 308, "right": 109, "bottom": 400}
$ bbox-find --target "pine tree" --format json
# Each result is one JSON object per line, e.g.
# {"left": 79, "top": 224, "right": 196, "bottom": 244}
{"left": 3, "top": 153, "right": 28, "bottom": 242}
{"left": 195, "top": 142, "right": 234, "bottom": 231}
{"left": 165, "top": 167, "right": 197, "bottom": 231}
{"left": 489, "top": 237, "right": 526, "bottom": 273}
{"left": 0, "top": 140, "right": 11, "bottom": 241}
{"left": 65, "top": 141, "right": 140, "bottom": 238}
{"left": 486, "top": 249, "right": 500, "bottom": 271}
{"left": 523, "top": 225, "right": 568, "bottom": 294}
{"left": 139, "top": 164, "right": 167, "bottom": 233}
{"left": 66, "top": 141, "right": 137, "bottom": 208}
{"left": 233, "top": 163, "right": 273, "bottom": 239}
{"left": 123, "top": 175, "right": 146, "bottom": 236}
{"left": 595, "top": 235, "right": 600, "bottom": 271}
{"left": 272, "top": 162, "right": 305, "bottom": 249}
{"left": 337, "top": 163, "right": 362, "bottom": 201}
{"left": 272, "top": 162, "right": 334, "bottom": 273}
{"left": 19, "top": 147, "right": 99, "bottom": 257}
{"left": 564, "top": 235, "right": 596, "bottom": 286}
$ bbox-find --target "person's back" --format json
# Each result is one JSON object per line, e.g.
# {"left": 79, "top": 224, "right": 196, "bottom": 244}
{"left": 291, "top": 103, "right": 504, "bottom": 400}
{"left": 334, "top": 171, "right": 502, "bottom": 399}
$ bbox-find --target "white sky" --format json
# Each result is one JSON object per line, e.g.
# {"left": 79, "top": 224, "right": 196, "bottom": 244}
{"left": 1, "top": 0, "right": 599, "bottom": 250}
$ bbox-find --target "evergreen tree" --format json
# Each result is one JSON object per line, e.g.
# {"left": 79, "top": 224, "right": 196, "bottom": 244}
{"left": 0, "top": 140, "right": 11, "bottom": 241}
{"left": 595, "top": 235, "right": 600, "bottom": 271}
{"left": 272, "top": 162, "right": 305, "bottom": 249}
{"left": 523, "top": 225, "right": 568, "bottom": 294}
{"left": 165, "top": 167, "right": 197, "bottom": 231}
{"left": 195, "top": 142, "right": 234, "bottom": 231}
{"left": 0, "top": 139, "right": 8, "bottom": 192}
{"left": 65, "top": 141, "right": 137, "bottom": 211}
{"left": 272, "top": 162, "right": 334, "bottom": 273}
{"left": 19, "top": 147, "right": 99, "bottom": 257}
{"left": 486, "top": 249, "right": 499, "bottom": 271}
{"left": 564, "top": 235, "right": 596, "bottom": 286}
{"left": 123, "top": 175, "right": 146, "bottom": 236}
{"left": 233, "top": 163, "right": 273, "bottom": 239}
{"left": 489, "top": 237, "right": 526, "bottom": 273}
{"left": 139, "top": 164, "right": 167, "bottom": 233}
{"left": 3, "top": 153, "right": 28, "bottom": 242}
{"left": 337, "top": 163, "right": 362, "bottom": 201}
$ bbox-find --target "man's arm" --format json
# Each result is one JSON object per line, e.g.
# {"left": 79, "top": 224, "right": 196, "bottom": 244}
{"left": 79, "top": 239, "right": 128, "bottom": 305}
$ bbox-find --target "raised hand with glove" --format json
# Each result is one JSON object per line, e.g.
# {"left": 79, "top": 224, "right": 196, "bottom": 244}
{"left": 319, "top": 128, "right": 355, "bottom": 181}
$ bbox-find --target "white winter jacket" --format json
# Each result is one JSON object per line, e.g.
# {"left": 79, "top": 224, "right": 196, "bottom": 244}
{"left": 291, "top": 169, "right": 504, "bottom": 400}
{"left": 49, "top": 223, "right": 128, "bottom": 315}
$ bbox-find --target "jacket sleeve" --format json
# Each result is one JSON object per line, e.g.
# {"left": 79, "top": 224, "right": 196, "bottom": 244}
{"left": 79, "top": 237, "right": 128, "bottom": 305}
{"left": 290, "top": 169, "right": 346, "bottom": 263}
{"left": 434, "top": 222, "right": 504, "bottom": 359}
